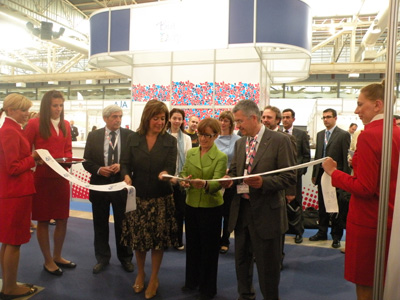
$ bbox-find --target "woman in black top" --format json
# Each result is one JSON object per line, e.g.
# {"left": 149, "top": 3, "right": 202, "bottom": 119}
{"left": 121, "top": 99, "right": 178, "bottom": 300}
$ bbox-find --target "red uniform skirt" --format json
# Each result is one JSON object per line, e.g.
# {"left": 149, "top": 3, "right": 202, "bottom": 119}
{"left": 345, "top": 221, "right": 391, "bottom": 286}
{"left": 0, "top": 195, "right": 32, "bottom": 245}
{"left": 32, "top": 177, "right": 70, "bottom": 221}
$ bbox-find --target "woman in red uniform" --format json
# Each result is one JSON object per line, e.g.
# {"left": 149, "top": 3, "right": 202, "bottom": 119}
{"left": 0, "top": 94, "right": 40, "bottom": 298}
{"left": 322, "top": 80, "right": 400, "bottom": 300}
{"left": 25, "top": 90, "right": 75, "bottom": 276}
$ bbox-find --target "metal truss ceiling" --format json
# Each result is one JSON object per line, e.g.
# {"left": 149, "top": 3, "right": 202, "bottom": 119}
{"left": 0, "top": 0, "right": 397, "bottom": 84}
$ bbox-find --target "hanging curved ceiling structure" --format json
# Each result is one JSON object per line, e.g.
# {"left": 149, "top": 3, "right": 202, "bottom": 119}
{"left": 88, "top": 0, "right": 312, "bottom": 84}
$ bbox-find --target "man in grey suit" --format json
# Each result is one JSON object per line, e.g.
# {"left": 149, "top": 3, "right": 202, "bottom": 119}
{"left": 282, "top": 108, "right": 311, "bottom": 243}
{"left": 310, "top": 108, "right": 351, "bottom": 248}
{"left": 83, "top": 105, "right": 134, "bottom": 274}
{"left": 221, "top": 100, "right": 296, "bottom": 300}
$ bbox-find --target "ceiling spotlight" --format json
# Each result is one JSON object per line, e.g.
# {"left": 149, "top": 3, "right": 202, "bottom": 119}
{"left": 26, "top": 22, "right": 40, "bottom": 37}
{"left": 26, "top": 21, "right": 65, "bottom": 40}
{"left": 53, "top": 27, "right": 65, "bottom": 39}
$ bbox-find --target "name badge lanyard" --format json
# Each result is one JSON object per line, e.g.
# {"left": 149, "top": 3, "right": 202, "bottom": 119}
{"left": 106, "top": 131, "right": 119, "bottom": 165}
{"left": 244, "top": 135, "right": 258, "bottom": 176}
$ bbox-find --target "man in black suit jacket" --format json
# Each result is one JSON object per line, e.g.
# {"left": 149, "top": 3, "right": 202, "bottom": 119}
{"left": 221, "top": 100, "right": 296, "bottom": 300}
{"left": 83, "top": 105, "right": 134, "bottom": 274}
{"left": 70, "top": 120, "right": 79, "bottom": 141}
{"left": 262, "top": 105, "right": 298, "bottom": 269}
{"left": 311, "top": 108, "right": 351, "bottom": 248}
{"left": 282, "top": 108, "right": 311, "bottom": 244}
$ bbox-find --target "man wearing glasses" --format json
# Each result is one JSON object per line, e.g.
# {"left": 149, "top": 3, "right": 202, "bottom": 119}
{"left": 310, "top": 108, "right": 351, "bottom": 249}
{"left": 221, "top": 100, "right": 296, "bottom": 300}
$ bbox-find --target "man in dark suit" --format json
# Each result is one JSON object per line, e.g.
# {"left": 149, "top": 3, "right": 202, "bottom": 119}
{"left": 310, "top": 108, "right": 351, "bottom": 248}
{"left": 221, "top": 100, "right": 296, "bottom": 300}
{"left": 83, "top": 105, "right": 134, "bottom": 274}
{"left": 282, "top": 108, "right": 311, "bottom": 243}
{"left": 70, "top": 120, "right": 79, "bottom": 141}
{"left": 262, "top": 105, "right": 298, "bottom": 270}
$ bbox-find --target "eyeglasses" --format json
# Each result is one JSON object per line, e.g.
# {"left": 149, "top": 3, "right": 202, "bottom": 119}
{"left": 198, "top": 133, "right": 216, "bottom": 139}
{"left": 321, "top": 116, "right": 333, "bottom": 120}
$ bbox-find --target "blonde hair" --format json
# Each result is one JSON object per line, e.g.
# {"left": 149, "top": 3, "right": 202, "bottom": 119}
{"left": 2, "top": 93, "right": 32, "bottom": 115}
{"left": 360, "top": 80, "right": 396, "bottom": 105}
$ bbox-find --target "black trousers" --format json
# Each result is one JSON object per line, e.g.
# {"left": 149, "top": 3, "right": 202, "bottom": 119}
{"left": 185, "top": 204, "right": 222, "bottom": 298}
{"left": 317, "top": 182, "right": 344, "bottom": 240}
{"left": 172, "top": 183, "right": 186, "bottom": 246}
{"left": 220, "top": 186, "right": 235, "bottom": 247}
{"left": 90, "top": 189, "right": 133, "bottom": 264}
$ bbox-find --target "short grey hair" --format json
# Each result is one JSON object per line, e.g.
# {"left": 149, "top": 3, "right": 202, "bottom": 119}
{"left": 103, "top": 105, "right": 122, "bottom": 118}
{"left": 232, "top": 100, "right": 260, "bottom": 122}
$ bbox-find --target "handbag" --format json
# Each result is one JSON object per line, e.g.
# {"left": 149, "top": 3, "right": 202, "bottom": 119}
{"left": 303, "top": 206, "right": 319, "bottom": 229}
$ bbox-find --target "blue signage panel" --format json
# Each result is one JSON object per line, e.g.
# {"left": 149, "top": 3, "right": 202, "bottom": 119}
{"left": 90, "top": 12, "right": 109, "bottom": 56}
{"left": 110, "top": 9, "right": 130, "bottom": 52}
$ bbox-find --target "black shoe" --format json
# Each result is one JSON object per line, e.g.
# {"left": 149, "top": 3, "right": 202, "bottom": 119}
{"left": 54, "top": 260, "right": 77, "bottom": 269}
{"left": 43, "top": 265, "right": 63, "bottom": 276}
{"left": 92, "top": 262, "right": 109, "bottom": 274}
{"left": 196, "top": 294, "right": 214, "bottom": 300}
{"left": 332, "top": 239, "right": 341, "bottom": 248}
{"left": 181, "top": 285, "right": 197, "bottom": 292}
{"left": 294, "top": 235, "right": 303, "bottom": 244}
{"left": 309, "top": 233, "right": 328, "bottom": 241}
{"left": 121, "top": 261, "right": 134, "bottom": 273}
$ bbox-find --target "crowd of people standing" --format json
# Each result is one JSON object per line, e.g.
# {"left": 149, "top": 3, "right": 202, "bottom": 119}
{"left": 0, "top": 80, "right": 398, "bottom": 300}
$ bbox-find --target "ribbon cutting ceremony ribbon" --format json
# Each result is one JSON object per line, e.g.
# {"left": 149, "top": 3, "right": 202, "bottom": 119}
{"left": 162, "top": 157, "right": 338, "bottom": 213}
{"left": 162, "top": 158, "right": 328, "bottom": 181}
{"left": 35, "top": 149, "right": 136, "bottom": 212}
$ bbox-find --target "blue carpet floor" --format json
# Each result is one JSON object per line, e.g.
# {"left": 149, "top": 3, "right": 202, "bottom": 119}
{"left": 16, "top": 216, "right": 353, "bottom": 300}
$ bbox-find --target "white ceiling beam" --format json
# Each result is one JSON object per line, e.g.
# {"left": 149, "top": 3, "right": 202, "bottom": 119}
{"left": 312, "top": 29, "right": 351, "bottom": 52}
{"left": 310, "top": 62, "right": 399, "bottom": 74}
{"left": 12, "top": 53, "right": 46, "bottom": 74}
{"left": 56, "top": 53, "right": 86, "bottom": 73}
{"left": 0, "top": 70, "right": 126, "bottom": 83}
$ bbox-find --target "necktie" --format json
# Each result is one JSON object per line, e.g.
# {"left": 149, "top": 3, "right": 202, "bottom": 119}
{"left": 242, "top": 137, "right": 257, "bottom": 200}
{"left": 247, "top": 137, "right": 256, "bottom": 174}
{"left": 285, "top": 129, "right": 289, "bottom": 134}
{"left": 108, "top": 131, "right": 118, "bottom": 166}
{"left": 323, "top": 130, "right": 330, "bottom": 157}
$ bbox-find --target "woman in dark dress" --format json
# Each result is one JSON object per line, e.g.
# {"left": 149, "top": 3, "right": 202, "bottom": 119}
{"left": 25, "top": 90, "right": 75, "bottom": 276}
{"left": 121, "top": 99, "right": 178, "bottom": 299}
{"left": 0, "top": 94, "right": 40, "bottom": 298}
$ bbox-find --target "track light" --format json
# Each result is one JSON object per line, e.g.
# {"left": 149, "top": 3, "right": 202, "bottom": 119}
{"left": 26, "top": 21, "right": 65, "bottom": 40}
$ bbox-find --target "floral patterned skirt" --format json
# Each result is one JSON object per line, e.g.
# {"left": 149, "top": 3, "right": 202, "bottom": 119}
{"left": 121, "top": 194, "right": 179, "bottom": 251}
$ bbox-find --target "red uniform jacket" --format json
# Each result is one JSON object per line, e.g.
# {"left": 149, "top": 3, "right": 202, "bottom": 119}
{"left": 24, "top": 118, "right": 72, "bottom": 178}
{"left": 331, "top": 119, "right": 400, "bottom": 228}
{"left": 0, "top": 118, "right": 36, "bottom": 198}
